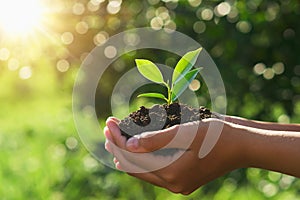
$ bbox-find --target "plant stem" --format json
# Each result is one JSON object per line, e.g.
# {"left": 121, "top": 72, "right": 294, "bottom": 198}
{"left": 163, "top": 82, "right": 172, "bottom": 105}
{"left": 168, "top": 88, "right": 172, "bottom": 105}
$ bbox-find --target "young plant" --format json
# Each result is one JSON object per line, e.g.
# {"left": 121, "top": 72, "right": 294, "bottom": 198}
{"left": 136, "top": 48, "right": 203, "bottom": 105}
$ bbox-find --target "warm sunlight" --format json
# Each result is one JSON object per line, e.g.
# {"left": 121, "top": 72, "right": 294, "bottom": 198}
{"left": 0, "top": 0, "right": 44, "bottom": 37}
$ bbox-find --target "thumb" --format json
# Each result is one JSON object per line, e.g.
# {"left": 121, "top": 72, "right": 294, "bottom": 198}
{"left": 126, "top": 121, "right": 200, "bottom": 153}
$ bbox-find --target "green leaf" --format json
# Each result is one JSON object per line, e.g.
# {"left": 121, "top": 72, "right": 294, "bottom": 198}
{"left": 135, "top": 59, "right": 164, "bottom": 83}
{"left": 137, "top": 93, "right": 168, "bottom": 102}
{"left": 171, "top": 68, "right": 201, "bottom": 102}
{"left": 172, "top": 48, "right": 202, "bottom": 85}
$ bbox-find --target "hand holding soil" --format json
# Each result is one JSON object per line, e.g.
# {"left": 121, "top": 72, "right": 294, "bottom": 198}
{"left": 119, "top": 103, "right": 212, "bottom": 139}
{"left": 104, "top": 116, "right": 300, "bottom": 195}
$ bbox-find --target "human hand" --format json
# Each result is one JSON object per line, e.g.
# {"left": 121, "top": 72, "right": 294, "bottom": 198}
{"left": 104, "top": 117, "right": 247, "bottom": 195}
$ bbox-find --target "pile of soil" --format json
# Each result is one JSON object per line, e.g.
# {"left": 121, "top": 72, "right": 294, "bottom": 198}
{"left": 119, "top": 103, "right": 212, "bottom": 139}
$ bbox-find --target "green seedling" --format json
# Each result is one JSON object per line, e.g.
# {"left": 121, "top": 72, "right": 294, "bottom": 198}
{"left": 136, "top": 48, "right": 203, "bottom": 105}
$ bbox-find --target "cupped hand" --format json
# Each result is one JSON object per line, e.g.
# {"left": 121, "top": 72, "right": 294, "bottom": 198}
{"left": 104, "top": 117, "right": 246, "bottom": 195}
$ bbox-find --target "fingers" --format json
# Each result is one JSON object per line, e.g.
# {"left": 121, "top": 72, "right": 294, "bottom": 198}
{"left": 116, "top": 146, "right": 184, "bottom": 172}
{"left": 105, "top": 117, "right": 203, "bottom": 154}
{"left": 104, "top": 126, "right": 113, "bottom": 142}
{"left": 126, "top": 121, "right": 201, "bottom": 153}
{"left": 107, "top": 131, "right": 187, "bottom": 172}
{"left": 105, "top": 116, "right": 180, "bottom": 171}
{"left": 113, "top": 156, "right": 167, "bottom": 188}
{"left": 104, "top": 117, "right": 120, "bottom": 144}
{"left": 106, "top": 118, "right": 127, "bottom": 149}
{"left": 105, "top": 139, "right": 112, "bottom": 153}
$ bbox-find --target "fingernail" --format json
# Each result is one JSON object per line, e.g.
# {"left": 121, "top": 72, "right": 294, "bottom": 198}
{"left": 106, "top": 117, "right": 114, "bottom": 124}
{"left": 126, "top": 137, "right": 139, "bottom": 149}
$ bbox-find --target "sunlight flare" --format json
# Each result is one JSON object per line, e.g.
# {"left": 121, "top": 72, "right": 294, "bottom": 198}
{"left": 0, "top": 0, "right": 44, "bottom": 37}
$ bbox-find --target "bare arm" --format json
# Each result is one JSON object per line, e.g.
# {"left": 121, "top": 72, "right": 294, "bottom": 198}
{"left": 224, "top": 115, "right": 300, "bottom": 131}
{"left": 237, "top": 124, "right": 300, "bottom": 177}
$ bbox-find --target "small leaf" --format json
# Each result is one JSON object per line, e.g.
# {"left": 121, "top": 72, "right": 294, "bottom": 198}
{"left": 135, "top": 59, "right": 164, "bottom": 83}
{"left": 172, "top": 48, "right": 202, "bottom": 85}
{"left": 171, "top": 68, "right": 201, "bottom": 102}
{"left": 137, "top": 93, "right": 168, "bottom": 102}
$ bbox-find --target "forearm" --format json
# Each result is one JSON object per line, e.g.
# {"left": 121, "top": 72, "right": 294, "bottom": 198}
{"left": 225, "top": 115, "right": 300, "bottom": 131}
{"left": 236, "top": 124, "right": 300, "bottom": 177}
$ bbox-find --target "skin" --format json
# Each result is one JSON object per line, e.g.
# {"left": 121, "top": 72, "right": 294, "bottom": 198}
{"left": 104, "top": 116, "right": 300, "bottom": 195}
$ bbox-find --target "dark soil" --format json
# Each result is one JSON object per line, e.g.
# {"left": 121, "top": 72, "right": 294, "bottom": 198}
{"left": 119, "top": 103, "right": 212, "bottom": 139}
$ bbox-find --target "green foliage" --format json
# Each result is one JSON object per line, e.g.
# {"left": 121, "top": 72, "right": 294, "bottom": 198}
{"left": 172, "top": 48, "right": 202, "bottom": 85}
{"left": 137, "top": 92, "right": 168, "bottom": 102}
{"left": 136, "top": 48, "right": 202, "bottom": 104}
{"left": 135, "top": 59, "right": 164, "bottom": 84}
{"left": 171, "top": 68, "right": 202, "bottom": 102}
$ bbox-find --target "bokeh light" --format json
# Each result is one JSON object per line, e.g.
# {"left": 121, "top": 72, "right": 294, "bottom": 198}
{"left": 189, "top": 79, "right": 201, "bottom": 91}
{"left": 123, "top": 33, "right": 140, "bottom": 46}
{"left": 149, "top": 6, "right": 176, "bottom": 31}
{"left": 0, "top": 48, "right": 10, "bottom": 61}
{"left": 94, "top": 31, "right": 109, "bottom": 46}
{"left": 88, "top": 0, "right": 105, "bottom": 12}
{"left": 263, "top": 68, "right": 275, "bottom": 80}
{"left": 61, "top": 32, "right": 74, "bottom": 45}
{"left": 227, "top": 6, "right": 239, "bottom": 23}
{"left": 236, "top": 21, "right": 252, "bottom": 33}
{"left": 193, "top": 21, "right": 206, "bottom": 34}
{"left": 151, "top": 16, "right": 164, "bottom": 30}
{"left": 188, "top": 0, "right": 202, "bottom": 7}
{"left": 200, "top": 8, "right": 214, "bottom": 21}
{"left": 104, "top": 45, "right": 117, "bottom": 58}
{"left": 107, "top": 0, "right": 122, "bottom": 14}
{"left": 215, "top": 2, "right": 231, "bottom": 17}
{"left": 73, "top": 3, "right": 85, "bottom": 15}
{"left": 265, "top": 3, "right": 280, "bottom": 21}
{"left": 83, "top": 155, "right": 98, "bottom": 171}
{"left": 19, "top": 66, "right": 32, "bottom": 80}
{"left": 7, "top": 58, "right": 19, "bottom": 71}
{"left": 57, "top": 59, "right": 70, "bottom": 72}
{"left": 253, "top": 63, "right": 266, "bottom": 75}
{"left": 76, "top": 21, "right": 89, "bottom": 34}
{"left": 278, "top": 114, "right": 290, "bottom": 123}
{"left": 272, "top": 62, "right": 285, "bottom": 75}
{"left": 65, "top": 137, "right": 78, "bottom": 150}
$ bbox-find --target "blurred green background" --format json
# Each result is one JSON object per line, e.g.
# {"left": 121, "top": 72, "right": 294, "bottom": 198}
{"left": 0, "top": 0, "right": 299, "bottom": 199}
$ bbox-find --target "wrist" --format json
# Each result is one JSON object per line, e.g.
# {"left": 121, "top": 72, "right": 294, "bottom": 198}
{"left": 224, "top": 122, "right": 254, "bottom": 169}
